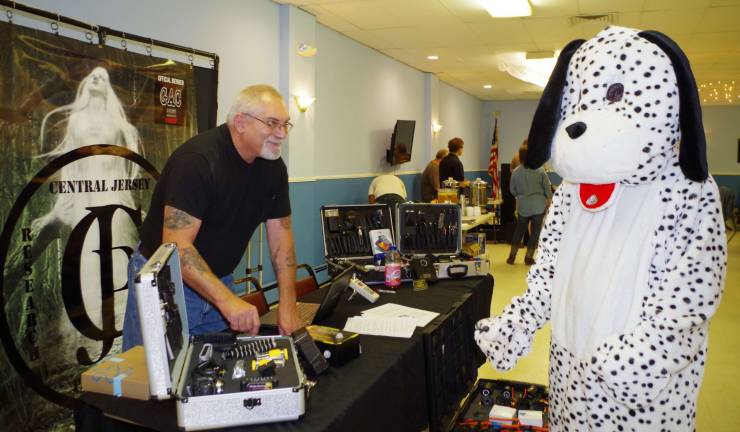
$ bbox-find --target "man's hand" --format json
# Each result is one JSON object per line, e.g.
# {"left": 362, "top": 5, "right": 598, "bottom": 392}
{"left": 220, "top": 296, "right": 261, "bottom": 335}
{"left": 277, "top": 304, "right": 305, "bottom": 335}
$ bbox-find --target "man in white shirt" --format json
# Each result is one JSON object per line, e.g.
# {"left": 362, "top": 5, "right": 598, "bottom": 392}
{"left": 368, "top": 174, "right": 407, "bottom": 206}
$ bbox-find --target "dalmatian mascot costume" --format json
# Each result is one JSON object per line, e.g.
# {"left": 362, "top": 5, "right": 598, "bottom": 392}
{"left": 475, "top": 26, "right": 727, "bottom": 431}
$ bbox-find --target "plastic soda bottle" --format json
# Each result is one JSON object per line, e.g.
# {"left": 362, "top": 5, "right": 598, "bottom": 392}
{"left": 384, "top": 246, "right": 402, "bottom": 289}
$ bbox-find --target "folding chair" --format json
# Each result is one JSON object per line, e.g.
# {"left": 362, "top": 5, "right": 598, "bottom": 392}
{"left": 234, "top": 276, "right": 269, "bottom": 316}
{"left": 295, "top": 264, "right": 320, "bottom": 298}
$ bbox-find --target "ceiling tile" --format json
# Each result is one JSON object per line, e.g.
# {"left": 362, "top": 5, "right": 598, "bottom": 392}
{"left": 528, "top": 0, "right": 581, "bottom": 17}
{"left": 468, "top": 19, "right": 534, "bottom": 45}
{"left": 577, "top": 0, "right": 645, "bottom": 15}
{"left": 639, "top": 9, "right": 703, "bottom": 36}
{"left": 308, "top": 5, "right": 362, "bottom": 32}
{"left": 684, "top": 31, "right": 740, "bottom": 54}
{"left": 643, "top": 0, "right": 711, "bottom": 10}
{"left": 438, "top": 0, "right": 499, "bottom": 23}
{"left": 696, "top": 6, "right": 740, "bottom": 32}
{"left": 709, "top": 0, "right": 740, "bottom": 5}
{"left": 323, "top": 1, "right": 415, "bottom": 29}
{"left": 523, "top": 16, "right": 574, "bottom": 43}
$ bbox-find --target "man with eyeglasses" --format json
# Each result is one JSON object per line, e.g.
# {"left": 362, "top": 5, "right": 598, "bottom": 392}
{"left": 122, "top": 85, "right": 303, "bottom": 349}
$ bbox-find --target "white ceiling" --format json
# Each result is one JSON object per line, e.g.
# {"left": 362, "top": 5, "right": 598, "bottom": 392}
{"left": 274, "top": 0, "right": 740, "bottom": 104}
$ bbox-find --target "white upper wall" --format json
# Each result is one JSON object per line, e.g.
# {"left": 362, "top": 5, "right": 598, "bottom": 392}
{"left": 438, "top": 82, "right": 485, "bottom": 171}
{"left": 482, "top": 100, "right": 538, "bottom": 169}
{"left": 314, "top": 24, "right": 427, "bottom": 177}
{"left": 703, "top": 106, "right": 740, "bottom": 175}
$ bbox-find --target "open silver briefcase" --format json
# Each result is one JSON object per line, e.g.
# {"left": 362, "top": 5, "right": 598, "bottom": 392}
{"left": 135, "top": 243, "right": 307, "bottom": 430}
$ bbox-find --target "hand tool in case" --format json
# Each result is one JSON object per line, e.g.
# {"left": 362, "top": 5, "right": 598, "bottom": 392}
{"left": 135, "top": 243, "right": 307, "bottom": 430}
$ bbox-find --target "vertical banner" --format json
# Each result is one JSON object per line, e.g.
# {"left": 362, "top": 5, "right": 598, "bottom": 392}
{"left": 0, "top": 21, "right": 211, "bottom": 431}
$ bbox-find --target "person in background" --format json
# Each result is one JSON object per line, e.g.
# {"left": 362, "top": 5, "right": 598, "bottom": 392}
{"left": 439, "top": 137, "right": 469, "bottom": 187}
{"left": 368, "top": 173, "right": 407, "bottom": 207}
{"left": 510, "top": 152, "right": 521, "bottom": 173}
{"left": 421, "top": 148, "right": 448, "bottom": 202}
{"left": 507, "top": 141, "right": 552, "bottom": 265}
{"left": 122, "top": 85, "right": 304, "bottom": 350}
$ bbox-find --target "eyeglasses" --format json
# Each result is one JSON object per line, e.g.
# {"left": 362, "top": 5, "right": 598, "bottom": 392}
{"left": 242, "top": 112, "right": 293, "bottom": 133}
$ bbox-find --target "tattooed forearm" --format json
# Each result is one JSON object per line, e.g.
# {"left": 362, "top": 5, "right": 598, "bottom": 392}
{"left": 164, "top": 208, "right": 195, "bottom": 230}
{"left": 271, "top": 246, "right": 296, "bottom": 274}
{"left": 181, "top": 245, "right": 211, "bottom": 275}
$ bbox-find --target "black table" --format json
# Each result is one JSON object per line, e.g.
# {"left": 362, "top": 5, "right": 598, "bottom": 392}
{"left": 78, "top": 275, "right": 493, "bottom": 432}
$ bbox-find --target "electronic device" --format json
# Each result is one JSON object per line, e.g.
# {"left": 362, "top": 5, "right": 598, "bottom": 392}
{"left": 454, "top": 379, "right": 549, "bottom": 431}
{"left": 348, "top": 275, "right": 380, "bottom": 303}
{"left": 260, "top": 266, "right": 355, "bottom": 330}
{"left": 386, "top": 119, "right": 415, "bottom": 165}
{"left": 306, "top": 325, "right": 361, "bottom": 367}
{"left": 291, "top": 327, "right": 329, "bottom": 376}
{"left": 135, "top": 243, "right": 306, "bottom": 430}
{"left": 410, "top": 255, "right": 438, "bottom": 283}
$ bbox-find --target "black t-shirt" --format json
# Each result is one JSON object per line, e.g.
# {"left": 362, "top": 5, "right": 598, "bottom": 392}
{"left": 140, "top": 124, "right": 291, "bottom": 277}
{"left": 439, "top": 153, "right": 465, "bottom": 183}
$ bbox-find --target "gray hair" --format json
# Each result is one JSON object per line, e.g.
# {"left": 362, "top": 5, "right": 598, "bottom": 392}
{"left": 226, "top": 84, "right": 285, "bottom": 126}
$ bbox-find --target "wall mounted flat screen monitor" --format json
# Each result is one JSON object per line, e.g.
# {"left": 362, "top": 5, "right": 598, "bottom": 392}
{"left": 387, "top": 120, "right": 415, "bottom": 165}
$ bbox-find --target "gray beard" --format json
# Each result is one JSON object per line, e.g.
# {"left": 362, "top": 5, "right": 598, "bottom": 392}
{"left": 260, "top": 144, "right": 281, "bottom": 160}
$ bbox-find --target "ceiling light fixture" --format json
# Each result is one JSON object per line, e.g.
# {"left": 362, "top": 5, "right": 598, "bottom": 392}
{"left": 480, "top": 0, "right": 532, "bottom": 18}
{"left": 427, "top": 55, "right": 439, "bottom": 60}
{"left": 483, "top": 84, "right": 492, "bottom": 89}
{"left": 497, "top": 51, "right": 558, "bottom": 88}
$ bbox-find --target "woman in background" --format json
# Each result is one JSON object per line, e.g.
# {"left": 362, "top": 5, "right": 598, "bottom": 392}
{"left": 507, "top": 141, "right": 552, "bottom": 265}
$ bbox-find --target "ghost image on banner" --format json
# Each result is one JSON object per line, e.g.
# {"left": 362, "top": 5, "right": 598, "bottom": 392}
{"left": 7, "top": 66, "right": 142, "bottom": 365}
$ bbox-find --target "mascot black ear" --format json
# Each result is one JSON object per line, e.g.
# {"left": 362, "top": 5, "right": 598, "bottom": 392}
{"left": 525, "top": 39, "right": 585, "bottom": 169}
{"left": 639, "top": 30, "right": 707, "bottom": 182}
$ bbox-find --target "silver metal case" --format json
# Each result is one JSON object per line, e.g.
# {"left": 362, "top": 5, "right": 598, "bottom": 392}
{"left": 434, "top": 258, "right": 490, "bottom": 280}
{"left": 135, "top": 243, "right": 306, "bottom": 430}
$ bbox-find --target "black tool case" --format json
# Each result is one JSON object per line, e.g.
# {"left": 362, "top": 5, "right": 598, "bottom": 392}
{"left": 397, "top": 203, "right": 491, "bottom": 280}
{"left": 320, "top": 204, "right": 394, "bottom": 260}
{"left": 396, "top": 203, "right": 462, "bottom": 257}
{"left": 136, "top": 243, "right": 307, "bottom": 430}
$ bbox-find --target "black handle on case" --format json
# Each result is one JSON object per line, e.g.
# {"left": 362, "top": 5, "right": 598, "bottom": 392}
{"left": 446, "top": 264, "right": 468, "bottom": 278}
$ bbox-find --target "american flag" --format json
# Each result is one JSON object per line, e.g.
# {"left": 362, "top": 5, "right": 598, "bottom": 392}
{"left": 488, "top": 116, "right": 500, "bottom": 199}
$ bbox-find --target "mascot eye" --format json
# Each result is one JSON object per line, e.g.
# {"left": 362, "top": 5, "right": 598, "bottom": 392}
{"left": 606, "top": 83, "right": 624, "bottom": 103}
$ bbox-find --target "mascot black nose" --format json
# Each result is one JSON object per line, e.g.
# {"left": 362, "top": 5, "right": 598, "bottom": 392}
{"left": 565, "top": 121, "right": 587, "bottom": 139}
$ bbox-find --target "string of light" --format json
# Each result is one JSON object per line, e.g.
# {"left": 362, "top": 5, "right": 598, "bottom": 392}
{"left": 699, "top": 80, "right": 736, "bottom": 104}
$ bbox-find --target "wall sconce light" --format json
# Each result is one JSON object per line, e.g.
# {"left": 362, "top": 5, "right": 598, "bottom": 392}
{"left": 296, "top": 43, "right": 317, "bottom": 58}
{"left": 294, "top": 95, "right": 315, "bottom": 112}
{"left": 432, "top": 123, "right": 443, "bottom": 134}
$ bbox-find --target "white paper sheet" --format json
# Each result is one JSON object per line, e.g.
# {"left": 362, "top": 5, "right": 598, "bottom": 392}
{"left": 343, "top": 316, "right": 417, "bottom": 338}
{"left": 360, "top": 303, "right": 439, "bottom": 327}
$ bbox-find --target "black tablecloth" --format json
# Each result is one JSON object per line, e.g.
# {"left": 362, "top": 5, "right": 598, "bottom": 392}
{"left": 78, "top": 275, "right": 493, "bottom": 432}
